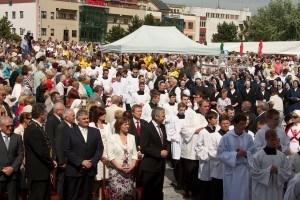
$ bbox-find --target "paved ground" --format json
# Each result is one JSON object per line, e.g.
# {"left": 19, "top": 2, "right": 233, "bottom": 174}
{"left": 163, "top": 163, "right": 193, "bottom": 200}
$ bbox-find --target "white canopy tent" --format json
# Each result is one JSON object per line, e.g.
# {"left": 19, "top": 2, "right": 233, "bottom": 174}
{"left": 208, "top": 41, "right": 300, "bottom": 55}
{"left": 101, "top": 25, "right": 219, "bottom": 55}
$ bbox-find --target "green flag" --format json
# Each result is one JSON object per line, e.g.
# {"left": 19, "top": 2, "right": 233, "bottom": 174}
{"left": 204, "top": 41, "right": 207, "bottom": 46}
{"left": 220, "top": 41, "right": 224, "bottom": 51}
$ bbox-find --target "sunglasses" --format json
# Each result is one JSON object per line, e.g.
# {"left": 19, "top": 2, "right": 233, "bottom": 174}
{"left": 0, "top": 94, "right": 6, "bottom": 97}
{"left": 27, "top": 118, "right": 32, "bottom": 120}
{"left": 5, "top": 125, "right": 13, "bottom": 128}
{"left": 292, "top": 116, "right": 298, "bottom": 119}
{"left": 0, "top": 112, "right": 5, "bottom": 115}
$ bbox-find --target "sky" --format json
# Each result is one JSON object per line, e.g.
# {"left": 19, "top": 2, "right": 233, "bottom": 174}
{"left": 162, "top": 0, "right": 299, "bottom": 14}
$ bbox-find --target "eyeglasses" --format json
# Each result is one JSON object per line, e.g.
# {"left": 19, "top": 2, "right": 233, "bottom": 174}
{"left": 292, "top": 116, "right": 298, "bottom": 119}
{"left": 5, "top": 125, "right": 13, "bottom": 128}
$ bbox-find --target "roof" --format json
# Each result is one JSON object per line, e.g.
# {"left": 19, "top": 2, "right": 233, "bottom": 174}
{"left": 151, "top": 0, "right": 170, "bottom": 11}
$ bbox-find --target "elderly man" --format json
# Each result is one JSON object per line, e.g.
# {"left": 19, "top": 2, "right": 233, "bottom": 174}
{"left": 64, "top": 109, "right": 103, "bottom": 200}
{"left": 0, "top": 116, "right": 24, "bottom": 200}
{"left": 24, "top": 104, "right": 56, "bottom": 199}
{"left": 140, "top": 107, "right": 170, "bottom": 200}
{"left": 105, "top": 95, "right": 124, "bottom": 124}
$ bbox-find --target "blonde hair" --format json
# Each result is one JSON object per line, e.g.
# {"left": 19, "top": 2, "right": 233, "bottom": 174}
{"left": 86, "top": 100, "right": 100, "bottom": 112}
{"left": 18, "top": 94, "right": 28, "bottom": 105}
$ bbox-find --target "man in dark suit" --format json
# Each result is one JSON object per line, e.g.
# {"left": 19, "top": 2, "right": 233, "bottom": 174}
{"left": 140, "top": 107, "right": 170, "bottom": 200}
{"left": 129, "top": 104, "right": 148, "bottom": 149}
{"left": 47, "top": 92, "right": 63, "bottom": 119}
{"left": 249, "top": 101, "right": 269, "bottom": 133}
{"left": 24, "top": 104, "right": 56, "bottom": 200}
{"left": 0, "top": 116, "right": 24, "bottom": 200}
{"left": 64, "top": 109, "right": 103, "bottom": 200}
{"left": 45, "top": 102, "right": 64, "bottom": 155}
{"left": 55, "top": 109, "right": 75, "bottom": 200}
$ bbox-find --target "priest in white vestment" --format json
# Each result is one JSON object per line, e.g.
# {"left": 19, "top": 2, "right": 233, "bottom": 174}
{"left": 251, "top": 129, "right": 291, "bottom": 200}
{"left": 217, "top": 113, "right": 255, "bottom": 200}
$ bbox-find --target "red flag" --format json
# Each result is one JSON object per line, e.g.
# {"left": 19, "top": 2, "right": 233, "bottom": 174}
{"left": 239, "top": 42, "right": 244, "bottom": 56}
{"left": 258, "top": 40, "right": 263, "bottom": 57}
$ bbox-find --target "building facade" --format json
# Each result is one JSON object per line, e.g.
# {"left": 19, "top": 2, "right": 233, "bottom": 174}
{"left": 185, "top": 6, "right": 251, "bottom": 43}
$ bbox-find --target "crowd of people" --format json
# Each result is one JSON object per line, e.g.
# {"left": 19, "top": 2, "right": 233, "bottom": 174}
{"left": 1, "top": 36, "right": 300, "bottom": 200}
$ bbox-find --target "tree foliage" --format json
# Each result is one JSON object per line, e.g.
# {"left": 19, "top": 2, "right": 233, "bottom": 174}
{"left": 127, "top": 15, "right": 144, "bottom": 34}
{"left": 0, "top": 16, "right": 15, "bottom": 39}
{"left": 106, "top": 25, "right": 126, "bottom": 43}
{"left": 244, "top": 0, "right": 300, "bottom": 41}
{"left": 144, "top": 13, "right": 159, "bottom": 26}
{"left": 212, "top": 22, "right": 238, "bottom": 42}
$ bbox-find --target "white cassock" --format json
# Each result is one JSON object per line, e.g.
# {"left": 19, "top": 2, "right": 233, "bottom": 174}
{"left": 254, "top": 124, "right": 290, "bottom": 156}
{"left": 169, "top": 115, "right": 185, "bottom": 160}
{"left": 131, "top": 92, "right": 150, "bottom": 107}
{"left": 217, "top": 130, "right": 256, "bottom": 200}
{"left": 85, "top": 66, "right": 98, "bottom": 78}
{"left": 181, "top": 112, "right": 208, "bottom": 160}
{"left": 195, "top": 128, "right": 214, "bottom": 181}
{"left": 125, "top": 76, "right": 139, "bottom": 104}
{"left": 112, "top": 81, "right": 126, "bottom": 101}
{"left": 290, "top": 153, "right": 300, "bottom": 177}
{"left": 97, "top": 77, "right": 112, "bottom": 90}
{"left": 208, "top": 131, "right": 223, "bottom": 179}
{"left": 108, "top": 67, "right": 117, "bottom": 78}
{"left": 163, "top": 102, "right": 178, "bottom": 141}
{"left": 284, "top": 173, "right": 300, "bottom": 200}
{"left": 141, "top": 103, "right": 154, "bottom": 122}
{"left": 251, "top": 149, "right": 291, "bottom": 200}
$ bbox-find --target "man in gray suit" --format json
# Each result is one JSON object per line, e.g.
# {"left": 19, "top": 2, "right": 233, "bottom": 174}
{"left": 89, "top": 85, "right": 105, "bottom": 107}
{"left": 0, "top": 116, "right": 24, "bottom": 200}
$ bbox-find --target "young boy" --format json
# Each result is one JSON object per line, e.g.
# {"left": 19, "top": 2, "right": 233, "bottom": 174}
{"left": 251, "top": 129, "right": 291, "bottom": 200}
{"left": 195, "top": 111, "right": 218, "bottom": 199}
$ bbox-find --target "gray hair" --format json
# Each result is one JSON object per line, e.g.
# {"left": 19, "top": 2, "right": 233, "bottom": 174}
{"left": 257, "top": 101, "right": 269, "bottom": 111}
{"left": 76, "top": 109, "right": 89, "bottom": 119}
{"left": 53, "top": 102, "right": 65, "bottom": 112}
{"left": 63, "top": 108, "right": 75, "bottom": 118}
{"left": 0, "top": 116, "right": 13, "bottom": 126}
{"left": 151, "top": 107, "right": 165, "bottom": 119}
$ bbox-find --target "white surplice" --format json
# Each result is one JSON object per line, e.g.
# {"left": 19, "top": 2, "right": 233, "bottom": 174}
{"left": 181, "top": 112, "right": 208, "bottom": 160}
{"left": 217, "top": 130, "right": 255, "bottom": 200}
{"left": 284, "top": 173, "right": 300, "bottom": 200}
{"left": 290, "top": 153, "right": 300, "bottom": 177}
{"left": 169, "top": 116, "right": 185, "bottom": 160}
{"left": 208, "top": 131, "right": 223, "bottom": 179}
{"left": 251, "top": 149, "right": 291, "bottom": 200}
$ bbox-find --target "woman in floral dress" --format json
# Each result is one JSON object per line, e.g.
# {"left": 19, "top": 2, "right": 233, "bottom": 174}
{"left": 107, "top": 116, "right": 137, "bottom": 200}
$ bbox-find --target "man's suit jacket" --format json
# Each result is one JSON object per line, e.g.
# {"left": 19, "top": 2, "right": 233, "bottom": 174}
{"left": 55, "top": 120, "right": 72, "bottom": 166}
{"left": 249, "top": 112, "right": 266, "bottom": 134}
{"left": 46, "top": 113, "right": 62, "bottom": 155}
{"left": 0, "top": 133, "right": 24, "bottom": 181}
{"left": 128, "top": 118, "right": 148, "bottom": 148}
{"left": 140, "top": 121, "right": 170, "bottom": 172}
{"left": 24, "top": 121, "right": 54, "bottom": 181}
{"left": 63, "top": 125, "right": 103, "bottom": 177}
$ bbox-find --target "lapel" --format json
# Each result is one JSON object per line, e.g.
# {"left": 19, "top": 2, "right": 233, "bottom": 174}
{"left": 0, "top": 133, "right": 7, "bottom": 152}
{"left": 86, "top": 127, "right": 93, "bottom": 145}
{"left": 149, "top": 121, "right": 163, "bottom": 147}
{"left": 74, "top": 126, "right": 86, "bottom": 143}
{"left": 130, "top": 120, "right": 137, "bottom": 135}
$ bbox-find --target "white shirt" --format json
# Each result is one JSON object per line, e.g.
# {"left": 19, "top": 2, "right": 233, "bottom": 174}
{"left": 79, "top": 126, "right": 88, "bottom": 142}
{"left": 269, "top": 94, "right": 283, "bottom": 112}
{"left": 55, "top": 82, "right": 65, "bottom": 96}
{"left": 1, "top": 132, "right": 10, "bottom": 144}
{"left": 152, "top": 120, "right": 163, "bottom": 142}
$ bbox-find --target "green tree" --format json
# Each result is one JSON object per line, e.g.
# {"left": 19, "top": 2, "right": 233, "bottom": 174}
{"left": 144, "top": 13, "right": 159, "bottom": 26}
{"left": 0, "top": 16, "right": 13, "bottom": 39}
{"left": 212, "top": 22, "right": 238, "bottom": 42}
{"left": 106, "top": 25, "right": 126, "bottom": 43}
{"left": 127, "top": 15, "right": 144, "bottom": 34}
{"left": 244, "top": 0, "right": 300, "bottom": 41}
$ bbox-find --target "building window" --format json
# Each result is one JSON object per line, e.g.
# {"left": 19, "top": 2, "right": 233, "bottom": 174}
{"left": 12, "top": 11, "right": 15, "bottom": 19}
{"left": 20, "top": 28, "right": 24, "bottom": 35}
{"left": 41, "top": 11, "right": 47, "bottom": 19}
{"left": 211, "top": 13, "right": 215, "bottom": 18}
{"left": 41, "top": 28, "right": 46, "bottom": 36}
{"left": 51, "top": 12, "right": 54, "bottom": 19}
{"left": 59, "top": 13, "right": 66, "bottom": 19}
{"left": 11, "top": 28, "right": 16, "bottom": 34}
{"left": 188, "top": 22, "right": 193, "bottom": 29}
{"left": 127, "top": 4, "right": 131, "bottom": 8}
{"left": 68, "top": 14, "right": 75, "bottom": 20}
{"left": 200, "top": 32, "right": 206, "bottom": 39}
{"left": 20, "top": 11, "right": 23, "bottom": 18}
{"left": 216, "top": 14, "right": 219, "bottom": 18}
{"left": 206, "top": 13, "right": 209, "bottom": 17}
{"left": 221, "top": 14, "right": 224, "bottom": 19}
{"left": 51, "top": 29, "right": 54, "bottom": 36}
{"left": 5, "top": 12, "right": 8, "bottom": 18}
{"left": 123, "top": 19, "right": 128, "bottom": 24}
{"left": 113, "top": 18, "right": 117, "bottom": 23}
{"left": 200, "top": 21, "right": 206, "bottom": 28}
{"left": 226, "top": 14, "right": 229, "bottom": 19}
{"left": 72, "top": 30, "right": 77, "bottom": 37}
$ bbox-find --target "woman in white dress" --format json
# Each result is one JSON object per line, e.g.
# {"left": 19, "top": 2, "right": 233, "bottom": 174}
{"left": 89, "top": 107, "right": 112, "bottom": 200}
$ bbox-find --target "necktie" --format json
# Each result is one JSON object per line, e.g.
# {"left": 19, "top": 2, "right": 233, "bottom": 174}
{"left": 82, "top": 128, "right": 87, "bottom": 143}
{"left": 136, "top": 121, "right": 140, "bottom": 137}
{"left": 157, "top": 126, "right": 163, "bottom": 144}
{"left": 4, "top": 135, "right": 9, "bottom": 150}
